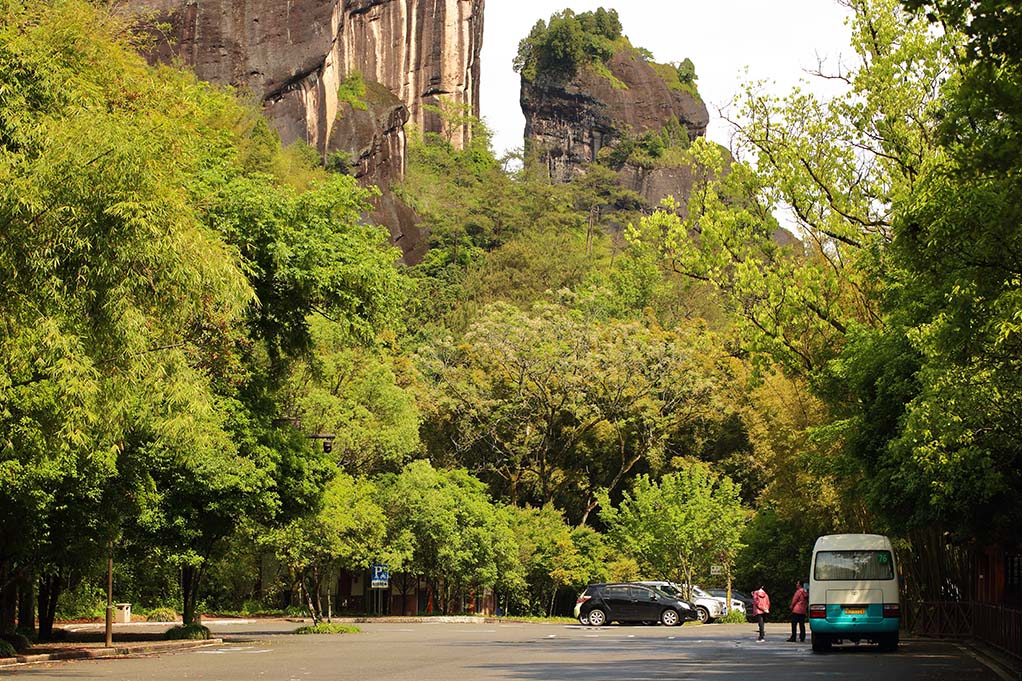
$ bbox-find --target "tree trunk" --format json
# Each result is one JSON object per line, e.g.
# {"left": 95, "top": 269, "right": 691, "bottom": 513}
{"left": 0, "top": 564, "right": 16, "bottom": 635}
{"left": 401, "top": 574, "right": 411, "bottom": 616}
{"left": 302, "top": 569, "right": 320, "bottom": 624}
{"left": 37, "top": 572, "right": 61, "bottom": 640}
{"left": 17, "top": 574, "right": 34, "bottom": 633}
{"left": 181, "top": 564, "right": 204, "bottom": 625}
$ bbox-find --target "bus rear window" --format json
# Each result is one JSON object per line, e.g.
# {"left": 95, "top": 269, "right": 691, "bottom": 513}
{"left": 814, "top": 550, "right": 895, "bottom": 581}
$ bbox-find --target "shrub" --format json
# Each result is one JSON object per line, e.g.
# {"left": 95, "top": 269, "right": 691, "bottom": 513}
{"left": 55, "top": 582, "right": 106, "bottom": 620}
{"left": 337, "top": 71, "right": 368, "bottom": 113}
{"left": 1, "top": 632, "right": 31, "bottom": 652}
{"left": 716, "top": 609, "right": 748, "bottom": 624}
{"left": 0, "top": 640, "right": 17, "bottom": 658}
{"left": 146, "top": 607, "right": 178, "bottom": 622}
{"left": 165, "top": 624, "right": 211, "bottom": 640}
{"left": 284, "top": 605, "right": 309, "bottom": 618}
{"left": 241, "top": 599, "right": 267, "bottom": 615}
{"left": 294, "top": 623, "right": 360, "bottom": 635}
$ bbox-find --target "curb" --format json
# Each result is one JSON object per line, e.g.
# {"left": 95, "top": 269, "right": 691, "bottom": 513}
{"left": 0, "top": 638, "right": 223, "bottom": 668}
{"left": 287, "top": 616, "right": 499, "bottom": 624}
{"left": 955, "top": 641, "right": 1022, "bottom": 681}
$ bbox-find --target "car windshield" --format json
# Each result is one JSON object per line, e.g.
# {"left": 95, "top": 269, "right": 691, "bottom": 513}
{"left": 814, "top": 550, "right": 895, "bottom": 581}
{"left": 691, "top": 586, "right": 711, "bottom": 598}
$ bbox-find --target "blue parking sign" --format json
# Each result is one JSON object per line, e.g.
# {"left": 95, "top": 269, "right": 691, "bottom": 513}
{"left": 371, "top": 563, "right": 389, "bottom": 589}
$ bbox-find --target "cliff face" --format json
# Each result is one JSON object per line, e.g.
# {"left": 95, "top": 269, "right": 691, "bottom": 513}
{"left": 521, "top": 50, "right": 709, "bottom": 199}
{"left": 116, "top": 0, "right": 484, "bottom": 261}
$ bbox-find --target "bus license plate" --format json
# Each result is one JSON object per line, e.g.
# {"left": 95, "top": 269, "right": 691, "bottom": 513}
{"left": 844, "top": 607, "right": 865, "bottom": 615}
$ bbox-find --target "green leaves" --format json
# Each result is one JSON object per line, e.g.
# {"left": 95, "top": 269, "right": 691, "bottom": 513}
{"left": 419, "top": 300, "right": 733, "bottom": 522}
{"left": 599, "top": 465, "right": 747, "bottom": 584}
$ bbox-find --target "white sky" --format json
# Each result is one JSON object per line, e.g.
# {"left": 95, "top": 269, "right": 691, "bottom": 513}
{"left": 479, "top": 0, "right": 855, "bottom": 157}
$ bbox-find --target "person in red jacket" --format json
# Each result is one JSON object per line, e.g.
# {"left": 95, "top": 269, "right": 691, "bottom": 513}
{"left": 752, "top": 585, "right": 770, "bottom": 641}
{"left": 787, "top": 580, "right": 808, "bottom": 642}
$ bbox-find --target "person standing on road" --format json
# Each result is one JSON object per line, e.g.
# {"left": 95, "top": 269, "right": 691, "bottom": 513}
{"left": 787, "top": 580, "right": 808, "bottom": 642}
{"left": 752, "top": 585, "right": 770, "bottom": 641}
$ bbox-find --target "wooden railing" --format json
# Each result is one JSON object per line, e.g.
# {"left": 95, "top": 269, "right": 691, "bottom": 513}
{"left": 907, "top": 601, "right": 1022, "bottom": 661}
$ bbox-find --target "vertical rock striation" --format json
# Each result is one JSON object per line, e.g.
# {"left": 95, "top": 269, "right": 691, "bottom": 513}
{"left": 116, "top": 0, "right": 484, "bottom": 261}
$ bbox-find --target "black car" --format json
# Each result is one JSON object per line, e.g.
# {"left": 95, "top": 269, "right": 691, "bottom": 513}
{"left": 574, "top": 583, "right": 698, "bottom": 626}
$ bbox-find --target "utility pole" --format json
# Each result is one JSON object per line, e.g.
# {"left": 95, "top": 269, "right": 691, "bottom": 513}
{"left": 105, "top": 542, "right": 113, "bottom": 648}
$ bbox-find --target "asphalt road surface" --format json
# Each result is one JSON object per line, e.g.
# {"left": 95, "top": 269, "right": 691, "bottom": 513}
{"left": 2, "top": 621, "right": 997, "bottom": 680}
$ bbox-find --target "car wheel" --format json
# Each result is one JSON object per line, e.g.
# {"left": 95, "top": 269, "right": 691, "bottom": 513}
{"left": 661, "top": 609, "right": 680, "bottom": 627}
{"left": 587, "top": 608, "right": 607, "bottom": 627}
{"left": 811, "top": 634, "right": 832, "bottom": 653}
{"left": 577, "top": 614, "right": 590, "bottom": 625}
{"left": 695, "top": 606, "right": 710, "bottom": 624}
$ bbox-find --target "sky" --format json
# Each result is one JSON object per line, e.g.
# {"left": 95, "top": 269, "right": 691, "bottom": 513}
{"left": 479, "top": 0, "right": 856, "bottom": 157}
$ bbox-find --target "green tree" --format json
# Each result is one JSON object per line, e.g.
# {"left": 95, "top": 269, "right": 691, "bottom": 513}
{"left": 499, "top": 504, "right": 586, "bottom": 615}
{"left": 599, "top": 465, "right": 747, "bottom": 590}
{"left": 376, "top": 461, "right": 513, "bottom": 613}
{"left": 0, "top": 0, "right": 254, "bottom": 633}
{"left": 264, "top": 473, "right": 388, "bottom": 622}
{"left": 283, "top": 317, "right": 420, "bottom": 476}
{"left": 419, "top": 301, "right": 732, "bottom": 524}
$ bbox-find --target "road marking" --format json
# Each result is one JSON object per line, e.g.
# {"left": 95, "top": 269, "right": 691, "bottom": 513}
{"left": 546, "top": 634, "right": 557, "bottom": 638}
{"left": 195, "top": 647, "right": 271, "bottom": 655}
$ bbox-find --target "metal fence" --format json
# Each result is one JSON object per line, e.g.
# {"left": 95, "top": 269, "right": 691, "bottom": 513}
{"left": 908, "top": 601, "right": 1022, "bottom": 662}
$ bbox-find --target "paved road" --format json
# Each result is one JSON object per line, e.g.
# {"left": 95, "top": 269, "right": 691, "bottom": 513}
{"left": 2, "top": 621, "right": 996, "bottom": 680}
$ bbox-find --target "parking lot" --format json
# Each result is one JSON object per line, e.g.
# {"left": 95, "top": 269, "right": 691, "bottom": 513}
{"left": 2, "top": 619, "right": 1001, "bottom": 681}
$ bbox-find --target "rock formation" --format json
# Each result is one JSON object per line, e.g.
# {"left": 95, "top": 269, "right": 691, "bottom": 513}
{"left": 116, "top": 0, "right": 484, "bottom": 261}
{"left": 521, "top": 49, "right": 709, "bottom": 207}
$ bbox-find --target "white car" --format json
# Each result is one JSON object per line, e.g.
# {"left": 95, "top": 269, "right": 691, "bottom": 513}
{"left": 634, "top": 581, "right": 730, "bottom": 623}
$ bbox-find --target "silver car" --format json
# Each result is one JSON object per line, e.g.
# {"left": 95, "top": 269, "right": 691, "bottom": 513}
{"left": 635, "top": 581, "right": 729, "bottom": 623}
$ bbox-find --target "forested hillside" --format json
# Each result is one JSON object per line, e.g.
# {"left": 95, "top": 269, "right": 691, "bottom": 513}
{"left": 1, "top": 0, "right": 1019, "bottom": 637}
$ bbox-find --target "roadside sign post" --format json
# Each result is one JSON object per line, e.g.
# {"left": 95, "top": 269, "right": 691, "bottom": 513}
{"left": 371, "top": 563, "right": 389, "bottom": 589}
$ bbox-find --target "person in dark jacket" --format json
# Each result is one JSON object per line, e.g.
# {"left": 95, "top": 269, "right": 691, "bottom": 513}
{"left": 787, "top": 580, "right": 808, "bottom": 642}
{"left": 752, "top": 586, "right": 770, "bottom": 641}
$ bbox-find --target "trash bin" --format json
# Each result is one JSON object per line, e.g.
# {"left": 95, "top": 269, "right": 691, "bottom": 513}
{"left": 115, "top": 603, "right": 131, "bottom": 624}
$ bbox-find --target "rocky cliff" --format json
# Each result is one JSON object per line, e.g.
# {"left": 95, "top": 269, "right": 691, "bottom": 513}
{"left": 116, "top": 0, "right": 484, "bottom": 261}
{"left": 521, "top": 49, "right": 709, "bottom": 205}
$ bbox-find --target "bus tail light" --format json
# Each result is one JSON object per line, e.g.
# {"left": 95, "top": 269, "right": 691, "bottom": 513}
{"left": 809, "top": 604, "right": 827, "bottom": 619}
{"left": 883, "top": 603, "right": 900, "bottom": 618}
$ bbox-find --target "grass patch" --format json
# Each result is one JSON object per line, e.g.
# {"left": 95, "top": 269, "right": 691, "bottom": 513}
{"left": 590, "top": 61, "right": 628, "bottom": 90}
{"left": 492, "top": 615, "right": 577, "bottom": 624}
{"left": 294, "top": 623, "right": 361, "bottom": 635}
{"left": 337, "top": 71, "right": 369, "bottom": 115}
{"left": 648, "top": 61, "right": 702, "bottom": 101}
{"left": 145, "top": 607, "right": 178, "bottom": 622}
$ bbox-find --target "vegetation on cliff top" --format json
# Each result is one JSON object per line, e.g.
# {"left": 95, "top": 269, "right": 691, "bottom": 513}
{"left": 514, "top": 6, "right": 699, "bottom": 100}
